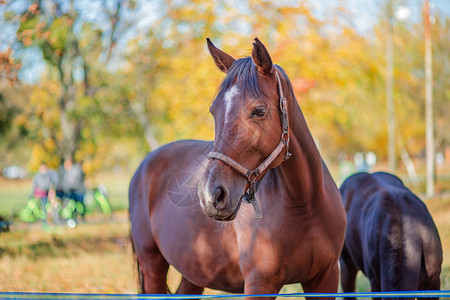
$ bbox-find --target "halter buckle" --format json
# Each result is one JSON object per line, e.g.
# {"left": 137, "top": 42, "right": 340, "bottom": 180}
{"left": 281, "top": 130, "right": 291, "bottom": 161}
{"left": 280, "top": 97, "right": 287, "bottom": 112}
{"left": 241, "top": 182, "right": 263, "bottom": 218}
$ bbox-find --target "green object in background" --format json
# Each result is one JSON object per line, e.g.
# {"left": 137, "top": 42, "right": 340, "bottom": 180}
{"left": 75, "top": 201, "right": 85, "bottom": 215}
{"left": 94, "top": 189, "right": 112, "bottom": 216}
{"left": 18, "top": 198, "right": 43, "bottom": 223}
{"left": 19, "top": 189, "right": 113, "bottom": 225}
{"left": 60, "top": 198, "right": 85, "bottom": 221}
{"left": 61, "top": 199, "right": 76, "bottom": 220}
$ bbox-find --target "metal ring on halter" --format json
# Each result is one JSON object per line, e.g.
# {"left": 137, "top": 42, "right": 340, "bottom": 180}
{"left": 247, "top": 171, "right": 259, "bottom": 183}
{"left": 281, "top": 132, "right": 289, "bottom": 144}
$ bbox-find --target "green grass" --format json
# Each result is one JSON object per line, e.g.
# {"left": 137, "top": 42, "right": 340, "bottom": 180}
{"left": 0, "top": 179, "right": 31, "bottom": 217}
{"left": 0, "top": 171, "right": 136, "bottom": 293}
{"left": 0, "top": 213, "right": 137, "bottom": 293}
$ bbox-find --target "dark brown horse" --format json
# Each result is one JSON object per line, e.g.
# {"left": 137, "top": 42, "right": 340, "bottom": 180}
{"left": 339, "top": 172, "right": 442, "bottom": 300}
{"left": 129, "top": 38, "right": 346, "bottom": 299}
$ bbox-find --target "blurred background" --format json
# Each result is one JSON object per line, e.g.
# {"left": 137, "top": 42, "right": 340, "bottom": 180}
{"left": 0, "top": 0, "right": 449, "bottom": 295}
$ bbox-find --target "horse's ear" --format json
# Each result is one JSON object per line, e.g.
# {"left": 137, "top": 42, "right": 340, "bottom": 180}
{"left": 206, "top": 38, "right": 235, "bottom": 74}
{"left": 251, "top": 38, "right": 274, "bottom": 76}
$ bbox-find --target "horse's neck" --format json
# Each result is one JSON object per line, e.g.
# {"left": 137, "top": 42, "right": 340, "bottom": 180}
{"left": 276, "top": 102, "right": 325, "bottom": 204}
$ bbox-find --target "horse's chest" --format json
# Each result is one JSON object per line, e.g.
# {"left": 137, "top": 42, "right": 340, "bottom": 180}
{"left": 152, "top": 206, "right": 244, "bottom": 291}
{"left": 235, "top": 219, "right": 329, "bottom": 282}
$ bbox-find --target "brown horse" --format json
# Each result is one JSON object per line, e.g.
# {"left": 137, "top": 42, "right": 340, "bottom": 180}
{"left": 339, "top": 172, "right": 442, "bottom": 300}
{"left": 129, "top": 38, "right": 346, "bottom": 299}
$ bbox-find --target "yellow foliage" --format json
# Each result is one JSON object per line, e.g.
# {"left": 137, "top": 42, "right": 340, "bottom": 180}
{"left": 28, "top": 145, "right": 52, "bottom": 171}
{"left": 29, "top": 88, "right": 50, "bottom": 105}
{"left": 14, "top": 114, "right": 28, "bottom": 127}
{"left": 82, "top": 160, "right": 93, "bottom": 176}
{"left": 6, "top": 0, "right": 445, "bottom": 173}
{"left": 43, "top": 139, "right": 55, "bottom": 151}
{"left": 84, "top": 142, "right": 95, "bottom": 155}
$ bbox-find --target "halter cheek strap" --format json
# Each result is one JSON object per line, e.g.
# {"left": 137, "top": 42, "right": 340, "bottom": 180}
{"left": 208, "top": 71, "right": 292, "bottom": 219}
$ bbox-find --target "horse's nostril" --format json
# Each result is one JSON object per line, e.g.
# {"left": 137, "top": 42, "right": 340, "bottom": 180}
{"left": 213, "top": 187, "right": 226, "bottom": 209}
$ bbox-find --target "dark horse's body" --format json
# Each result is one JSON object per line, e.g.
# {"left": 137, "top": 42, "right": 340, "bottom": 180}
{"left": 339, "top": 172, "right": 442, "bottom": 300}
{"left": 130, "top": 39, "right": 346, "bottom": 299}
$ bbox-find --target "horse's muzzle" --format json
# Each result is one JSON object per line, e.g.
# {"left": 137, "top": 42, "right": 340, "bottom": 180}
{"left": 198, "top": 177, "right": 243, "bottom": 221}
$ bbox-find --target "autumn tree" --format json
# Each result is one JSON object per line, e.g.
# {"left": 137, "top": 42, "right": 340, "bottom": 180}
{"left": 109, "top": 0, "right": 225, "bottom": 150}
{"left": 6, "top": 0, "right": 133, "bottom": 169}
{"left": 1, "top": 0, "right": 448, "bottom": 175}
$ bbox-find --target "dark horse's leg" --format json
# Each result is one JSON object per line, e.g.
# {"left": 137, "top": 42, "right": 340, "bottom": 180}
{"left": 423, "top": 277, "right": 440, "bottom": 300}
{"left": 369, "top": 278, "right": 381, "bottom": 300}
{"left": 301, "top": 262, "right": 340, "bottom": 300}
{"left": 339, "top": 247, "right": 358, "bottom": 300}
{"left": 418, "top": 273, "right": 440, "bottom": 300}
{"left": 176, "top": 277, "right": 204, "bottom": 294}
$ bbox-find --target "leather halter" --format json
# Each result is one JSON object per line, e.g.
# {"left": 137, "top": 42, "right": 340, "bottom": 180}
{"left": 208, "top": 71, "right": 292, "bottom": 218}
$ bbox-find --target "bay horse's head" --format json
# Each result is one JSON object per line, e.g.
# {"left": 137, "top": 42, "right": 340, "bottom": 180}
{"left": 198, "top": 38, "right": 291, "bottom": 221}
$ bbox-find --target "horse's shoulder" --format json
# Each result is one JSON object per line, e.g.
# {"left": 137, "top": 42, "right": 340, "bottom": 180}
{"left": 340, "top": 172, "right": 375, "bottom": 191}
{"left": 340, "top": 172, "right": 408, "bottom": 204}
{"left": 370, "top": 188, "right": 400, "bottom": 212}
{"left": 340, "top": 172, "right": 377, "bottom": 208}
{"left": 366, "top": 183, "right": 432, "bottom": 236}
{"left": 369, "top": 174, "right": 423, "bottom": 211}
{"left": 372, "top": 172, "right": 405, "bottom": 188}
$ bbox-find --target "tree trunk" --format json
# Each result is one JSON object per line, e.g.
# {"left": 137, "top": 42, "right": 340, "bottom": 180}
{"left": 144, "top": 125, "right": 159, "bottom": 151}
{"left": 424, "top": 0, "right": 435, "bottom": 198}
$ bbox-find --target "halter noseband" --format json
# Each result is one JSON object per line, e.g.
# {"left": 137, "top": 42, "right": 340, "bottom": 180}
{"left": 208, "top": 71, "right": 292, "bottom": 219}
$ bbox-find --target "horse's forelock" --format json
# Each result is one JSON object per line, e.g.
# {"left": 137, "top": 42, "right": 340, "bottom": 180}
{"left": 216, "top": 57, "right": 263, "bottom": 101}
{"left": 214, "top": 59, "right": 297, "bottom": 109}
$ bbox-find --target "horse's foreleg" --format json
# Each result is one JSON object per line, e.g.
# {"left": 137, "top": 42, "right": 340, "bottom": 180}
{"left": 175, "top": 277, "right": 204, "bottom": 295}
{"left": 243, "top": 275, "right": 283, "bottom": 300}
{"left": 418, "top": 274, "right": 440, "bottom": 300}
{"left": 301, "top": 262, "right": 340, "bottom": 300}
{"left": 136, "top": 247, "right": 170, "bottom": 294}
{"left": 368, "top": 278, "right": 384, "bottom": 300}
{"left": 131, "top": 216, "right": 170, "bottom": 293}
{"left": 424, "top": 277, "right": 440, "bottom": 300}
{"left": 339, "top": 250, "right": 358, "bottom": 300}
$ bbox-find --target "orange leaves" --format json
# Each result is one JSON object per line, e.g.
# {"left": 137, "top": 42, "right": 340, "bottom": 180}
{"left": 0, "top": 49, "right": 20, "bottom": 84}
{"left": 14, "top": 114, "right": 28, "bottom": 128}
{"left": 28, "top": 3, "right": 39, "bottom": 14}
{"left": 292, "top": 77, "right": 316, "bottom": 95}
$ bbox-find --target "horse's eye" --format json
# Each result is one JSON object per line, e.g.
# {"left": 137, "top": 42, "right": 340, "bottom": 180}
{"left": 251, "top": 107, "right": 266, "bottom": 118}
